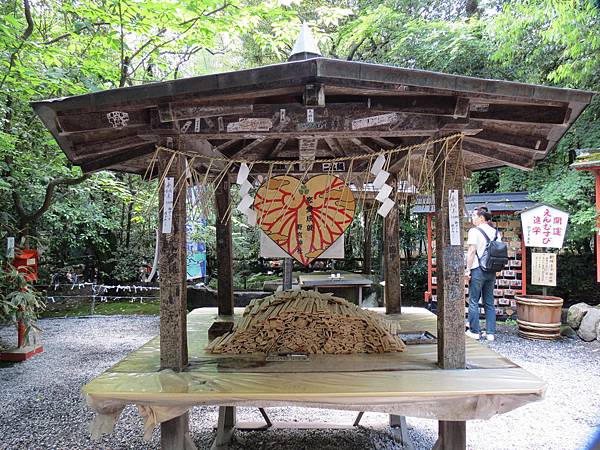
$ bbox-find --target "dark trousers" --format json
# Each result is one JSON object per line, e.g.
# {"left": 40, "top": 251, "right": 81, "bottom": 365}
{"left": 468, "top": 267, "right": 496, "bottom": 334}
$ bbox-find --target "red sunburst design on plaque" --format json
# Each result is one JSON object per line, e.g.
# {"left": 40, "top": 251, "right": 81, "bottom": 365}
{"left": 254, "top": 175, "right": 356, "bottom": 265}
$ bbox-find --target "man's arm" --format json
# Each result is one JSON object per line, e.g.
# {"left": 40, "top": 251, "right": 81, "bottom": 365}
{"left": 465, "top": 244, "right": 477, "bottom": 279}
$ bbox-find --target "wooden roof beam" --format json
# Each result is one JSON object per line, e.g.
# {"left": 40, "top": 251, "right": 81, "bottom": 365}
{"left": 324, "top": 138, "right": 345, "bottom": 157}
{"left": 265, "top": 138, "right": 289, "bottom": 159}
{"left": 468, "top": 125, "right": 549, "bottom": 152}
{"left": 57, "top": 109, "right": 150, "bottom": 133}
{"left": 350, "top": 138, "right": 376, "bottom": 154}
{"left": 213, "top": 139, "right": 243, "bottom": 154}
{"left": 465, "top": 136, "right": 545, "bottom": 157}
{"left": 158, "top": 103, "right": 254, "bottom": 123}
{"left": 232, "top": 138, "right": 269, "bottom": 158}
{"left": 369, "top": 137, "right": 396, "bottom": 150}
{"left": 72, "top": 136, "right": 154, "bottom": 159}
{"left": 462, "top": 140, "right": 534, "bottom": 171}
{"left": 369, "top": 95, "right": 469, "bottom": 117}
{"left": 79, "top": 144, "right": 156, "bottom": 173}
{"left": 469, "top": 103, "right": 569, "bottom": 124}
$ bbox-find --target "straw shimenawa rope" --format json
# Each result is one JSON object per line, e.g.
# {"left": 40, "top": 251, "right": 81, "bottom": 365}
{"left": 206, "top": 290, "right": 406, "bottom": 355}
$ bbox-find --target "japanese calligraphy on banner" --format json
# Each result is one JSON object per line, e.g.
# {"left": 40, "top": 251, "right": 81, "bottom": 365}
{"left": 531, "top": 252, "right": 557, "bottom": 286}
{"left": 254, "top": 174, "right": 356, "bottom": 265}
{"left": 161, "top": 177, "right": 174, "bottom": 234}
{"left": 521, "top": 204, "right": 569, "bottom": 248}
{"left": 448, "top": 190, "right": 461, "bottom": 246}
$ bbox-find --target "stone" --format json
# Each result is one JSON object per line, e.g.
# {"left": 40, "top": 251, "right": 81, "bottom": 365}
{"left": 560, "top": 325, "right": 577, "bottom": 339}
{"left": 567, "top": 303, "right": 593, "bottom": 329}
{"left": 577, "top": 308, "right": 600, "bottom": 342}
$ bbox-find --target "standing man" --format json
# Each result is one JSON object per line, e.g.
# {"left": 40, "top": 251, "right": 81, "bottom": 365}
{"left": 464, "top": 206, "right": 500, "bottom": 341}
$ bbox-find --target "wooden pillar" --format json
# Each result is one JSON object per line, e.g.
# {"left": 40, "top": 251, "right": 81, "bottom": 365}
{"left": 596, "top": 170, "right": 600, "bottom": 283}
{"left": 384, "top": 176, "right": 402, "bottom": 314}
{"left": 215, "top": 177, "right": 234, "bottom": 316}
{"left": 283, "top": 257, "right": 293, "bottom": 290}
{"left": 363, "top": 201, "right": 373, "bottom": 275}
{"left": 433, "top": 136, "right": 466, "bottom": 449}
{"left": 158, "top": 152, "right": 188, "bottom": 370}
{"left": 434, "top": 421, "right": 466, "bottom": 450}
{"left": 158, "top": 152, "right": 191, "bottom": 449}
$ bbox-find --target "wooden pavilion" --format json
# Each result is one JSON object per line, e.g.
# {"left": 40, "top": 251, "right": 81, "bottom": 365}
{"left": 32, "top": 29, "right": 593, "bottom": 450}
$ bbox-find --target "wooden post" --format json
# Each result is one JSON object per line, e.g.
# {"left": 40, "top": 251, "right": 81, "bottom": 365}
{"left": 384, "top": 175, "right": 402, "bottom": 314}
{"left": 433, "top": 421, "right": 466, "bottom": 450}
{"left": 158, "top": 151, "right": 192, "bottom": 449}
{"left": 596, "top": 170, "right": 600, "bottom": 283}
{"left": 432, "top": 135, "right": 466, "bottom": 449}
{"left": 158, "top": 152, "right": 188, "bottom": 370}
{"left": 363, "top": 201, "right": 373, "bottom": 275}
{"left": 283, "top": 257, "right": 293, "bottom": 290}
{"left": 426, "top": 213, "right": 433, "bottom": 302}
{"left": 215, "top": 177, "right": 234, "bottom": 316}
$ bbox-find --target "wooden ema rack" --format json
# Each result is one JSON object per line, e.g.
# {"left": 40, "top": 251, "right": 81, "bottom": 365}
{"left": 426, "top": 214, "right": 526, "bottom": 318}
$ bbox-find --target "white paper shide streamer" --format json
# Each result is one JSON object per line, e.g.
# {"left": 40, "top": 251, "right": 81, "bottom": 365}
{"left": 371, "top": 156, "right": 396, "bottom": 217}
{"left": 235, "top": 163, "right": 255, "bottom": 222}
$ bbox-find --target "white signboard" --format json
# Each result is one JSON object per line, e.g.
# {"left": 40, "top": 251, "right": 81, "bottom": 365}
{"left": 531, "top": 252, "right": 557, "bottom": 286}
{"left": 521, "top": 204, "right": 569, "bottom": 248}
{"left": 351, "top": 113, "right": 398, "bottom": 130}
{"left": 448, "top": 189, "right": 461, "bottom": 246}
{"left": 260, "top": 231, "right": 344, "bottom": 259}
{"left": 162, "top": 177, "right": 174, "bottom": 234}
{"left": 227, "top": 118, "right": 272, "bottom": 132}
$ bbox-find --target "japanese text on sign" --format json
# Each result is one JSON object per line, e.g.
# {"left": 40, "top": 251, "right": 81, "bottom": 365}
{"left": 531, "top": 252, "right": 557, "bottom": 286}
{"left": 162, "top": 177, "right": 174, "bottom": 234}
{"left": 448, "top": 190, "right": 461, "bottom": 245}
{"left": 521, "top": 205, "right": 569, "bottom": 248}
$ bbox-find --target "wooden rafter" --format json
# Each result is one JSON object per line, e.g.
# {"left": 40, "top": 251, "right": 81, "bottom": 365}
{"left": 350, "top": 138, "right": 376, "bottom": 154}
{"left": 462, "top": 140, "right": 534, "bottom": 171}
{"left": 232, "top": 138, "right": 268, "bottom": 158}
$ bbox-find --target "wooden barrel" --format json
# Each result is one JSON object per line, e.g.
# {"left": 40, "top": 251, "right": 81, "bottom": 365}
{"left": 515, "top": 295, "right": 563, "bottom": 340}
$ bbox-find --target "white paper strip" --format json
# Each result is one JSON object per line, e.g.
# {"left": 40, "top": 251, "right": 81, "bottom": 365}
{"left": 370, "top": 155, "right": 386, "bottom": 175}
{"left": 377, "top": 198, "right": 395, "bottom": 217}
{"left": 246, "top": 209, "right": 257, "bottom": 226}
{"left": 373, "top": 170, "right": 390, "bottom": 189}
{"left": 162, "top": 177, "right": 174, "bottom": 234}
{"left": 448, "top": 189, "right": 461, "bottom": 246}
{"left": 236, "top": 163, "right": 250, "bottom": 185}
{"left": 237, "top": 194, "right": 254, "bottom": 213}
{"left": 239, "top": 179, "right": 252, "bottom": 196}
{"left": 375, "top": 184, "right": 393, "bottom": 202}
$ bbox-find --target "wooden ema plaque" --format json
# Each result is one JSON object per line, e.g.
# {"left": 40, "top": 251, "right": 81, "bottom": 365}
{"left": 254, "top": 174, "right": 356, "bottom": 265}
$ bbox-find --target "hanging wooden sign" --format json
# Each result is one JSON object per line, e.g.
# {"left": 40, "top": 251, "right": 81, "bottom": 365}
{"left": 254, "top": 175, "right": 356, "bottom": 265}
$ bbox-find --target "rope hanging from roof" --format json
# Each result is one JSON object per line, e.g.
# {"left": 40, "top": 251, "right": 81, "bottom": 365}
{"left": 144, "top": 134, "right": 465, "bottom": 264}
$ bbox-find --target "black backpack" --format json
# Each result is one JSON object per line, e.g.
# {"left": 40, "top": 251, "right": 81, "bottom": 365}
{"left": 476, "top": 227, "right": 509, "bottom": 273}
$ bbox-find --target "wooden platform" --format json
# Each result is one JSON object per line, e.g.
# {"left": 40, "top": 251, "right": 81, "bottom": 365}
{"left": 83, "top": 307, "right": 545, "bottom": 439}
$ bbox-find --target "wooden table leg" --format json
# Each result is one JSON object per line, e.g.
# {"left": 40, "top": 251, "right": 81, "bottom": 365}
{"left": 211, "top": 406, "right": 236, "bottom": 450}
{"left": 161, "top": 412, "right": 196, "bottom": 450}
{"left": 389, "top": 415, "right": 414, "bottom": 450}
{"left": 433, "top": 420, "right": 466, "bottom": 450}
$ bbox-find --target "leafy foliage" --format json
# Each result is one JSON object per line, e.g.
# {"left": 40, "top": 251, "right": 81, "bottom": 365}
{"left": 0, "top": 0, "right": 599, "bottom": 301}
{"left": 0, "top": 262, "right": 45, "bottom": 336}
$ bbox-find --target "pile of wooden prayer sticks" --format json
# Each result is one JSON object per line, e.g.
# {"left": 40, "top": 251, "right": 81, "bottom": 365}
{"left": 207, "top": 290, "right": 406, "bottom": 354}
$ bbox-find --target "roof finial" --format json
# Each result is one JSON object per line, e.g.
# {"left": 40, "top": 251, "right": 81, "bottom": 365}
{"left": 288, "top": 22, "right": 322, "bottom": 62}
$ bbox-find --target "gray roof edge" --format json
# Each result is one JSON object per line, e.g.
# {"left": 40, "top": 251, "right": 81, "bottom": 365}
{"left": 315, "top": 58, "right": 595, "bottom": 103}
{"left": 31, "top": 57, "right": 595, "bottom": 112}
{"left": 30, "top": 58, "right": 322, "bottom": 112}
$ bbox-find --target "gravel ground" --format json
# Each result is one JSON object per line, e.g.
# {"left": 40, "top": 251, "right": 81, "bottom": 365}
{"left": 1, "top": 317, "right": 599, "bottom": 450}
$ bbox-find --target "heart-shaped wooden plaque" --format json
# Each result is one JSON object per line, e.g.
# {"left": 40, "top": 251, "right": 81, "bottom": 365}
{"left": 254, "top": 175, "right": 356, "bottom": 265}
